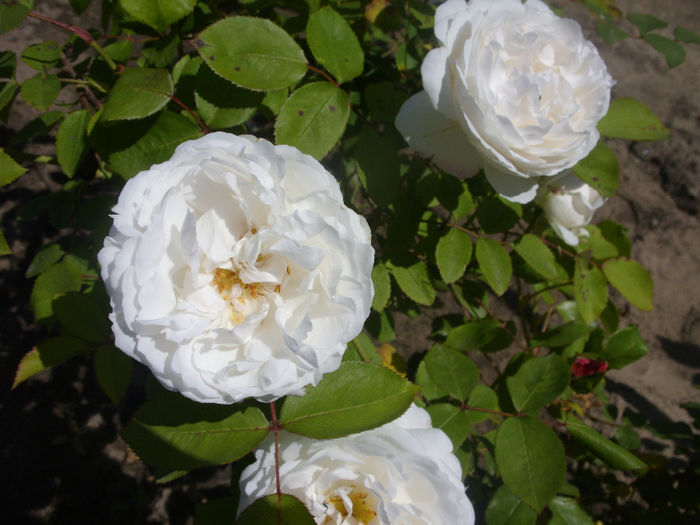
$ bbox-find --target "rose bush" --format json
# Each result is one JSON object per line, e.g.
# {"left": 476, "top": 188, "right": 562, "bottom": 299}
{"left": 238, "top": 405, "right": 475, "bottom": 524}
{"left": 98, "top": 133, "right": 374, "bottom": 404}
{"left": 395, "top": 0, "right": 615, "bottom": 203}
{"left": 537, "top": 173, "right": 604, "bottom": 245}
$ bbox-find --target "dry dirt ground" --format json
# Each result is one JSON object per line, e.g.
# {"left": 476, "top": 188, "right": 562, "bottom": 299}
{"left": 1, "top": 1, "right": 698, "bottom": 523}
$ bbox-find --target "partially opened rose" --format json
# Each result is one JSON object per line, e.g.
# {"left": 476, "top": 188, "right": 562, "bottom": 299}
{"left": 238, "top": 405, "right": 475, "bottom": 524}
{"left": 396, "top": 0, "right": 614, "bottom": 203}
{"left": 98, "top": 133, "right": 374, "bottom": 403}
{"left": 538, "top": 173, "right": 604, "bottom": 246}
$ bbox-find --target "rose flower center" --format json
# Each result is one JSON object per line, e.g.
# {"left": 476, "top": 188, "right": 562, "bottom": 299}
{"left": 211, "top": 267, "right": 279, "bottom": 325}
{"left": 325, "top": 485, "right": 377, "bottom": 524}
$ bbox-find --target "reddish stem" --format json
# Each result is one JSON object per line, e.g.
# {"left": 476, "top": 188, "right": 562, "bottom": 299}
{"left": 169, "top": 95, "right": 210, "bottom": 134}
{"left": 269, "top": 401, "right": 282, "bottom": 503}
{"left": 28, "top": 11, "right": 93, "bottom": 43}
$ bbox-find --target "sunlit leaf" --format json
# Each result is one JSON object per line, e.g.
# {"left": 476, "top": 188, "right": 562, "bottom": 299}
{"left": 602, "top": 258, "right": 653, "bottom": 311}
{"left": 101, "top": 68, "right": 173, "bottom": 121}
{"left": 119, "top": 0, "right": 196, "bottom": 33}
{"left": 597, "top": 98, "right": 670, "bottom": 141}
{"left": 13, "top": 336, "right": 89, "bottom": 389}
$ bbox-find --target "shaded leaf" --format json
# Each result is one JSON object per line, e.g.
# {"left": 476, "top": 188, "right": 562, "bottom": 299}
{"left": 549, "top": 497, "right": 594, "bottom": 525}
{"left": 507, "top": 354, "right": 570, "bottom": 413}
{"left": 355, "top": 127, "right": 401, "bottom": 207}
{"left": 643, "top": 33, "right": 686, "bottom": 68}
{"left": 195, "top": 63, "right": 262, "bottom": 129}
{"left": 477, "top": 196, "right": 521, "bottom": 234}
{"left": 436, "top": 228, "right": 472, "bottom": 284}
{"left": 21, "top": 72, "right": 60, "bottom": 110}
{"left": 122, "top": 388, "right": 269, "bottom": 469}
{"left": 566, "top": 415, "right": 647, "bottom": 472}
{"left": 598, "top": 326, "right": 649, "bottom": 369}
{"left": 30, "top": 256, "right": 87, "bottom": 321}
{"left": 426, "top": 403, "right": 470, "bottom": 448}
{"left": 94, "top": 344, "right": 133, "bottom": 405}
{"left": 387, "top": 257, "right": 435, "bottom": 306}
{"left": 424, "top": 344, "right": 479, "bottom": 401}
{"left": 485, "top": 484, "right": 537, "bottom": 525}
{"left": 514, "top": 234, "right": 558, "bottom": 281}
{"left": 0, "top": 147, "right": 26, "bottom": 185}
{"left": 0, "top": 0, "right": 33, "bottom": 35}
{"left": 574, "top": 259, "right": 608, "bottom": 324}
{"left": 596, "top": 22, "right": 628, "bottom": 45}
{"left": 13, "top": 336, "right": 89, "bottom": 389}
{"left": 371, "top": 262, "right": 391, "bottom": 311}
{"left": 56, "top": 109, "right": 91, "bottom": 177}
{"left": 626, "top": 13, "right": 667, "bottom": 34}
{"left": 674, "top": 27, "right": 700, "bottom": 44}
{"left": 236, "top": 494, "right": 315, "bottom": 525}
{"left": 21, "top": 40, "right": 61, "bottom": 70}
{"left": 52, "top": 292, "right": 110, "bottom": 343}
{"left": 530, "top": 321, "right": 592, "bottom": 348}
{"left": 476, "top": 238, "right": 512, "bottom": 296}
{"left": 496, "top": 417, "right": 565, "bottom": 511}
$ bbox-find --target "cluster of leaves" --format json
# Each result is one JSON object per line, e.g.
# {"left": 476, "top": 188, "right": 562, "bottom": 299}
{"left": 2, "top": 0, "right": 695, "bottom": 523}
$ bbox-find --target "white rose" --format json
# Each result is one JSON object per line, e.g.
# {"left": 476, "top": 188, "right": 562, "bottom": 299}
{"left": 396, "top": 0, "right": 614, "bottom": 203}
{"left": 98, "top": 133, "right": 374, "bottom": 404}
{"left": 538, "top": 173, "right": 604, "bottom": 246}
{"left": 238, "top": 405, "right": 475, "bottom": 524}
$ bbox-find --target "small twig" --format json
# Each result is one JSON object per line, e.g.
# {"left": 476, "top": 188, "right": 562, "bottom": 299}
{"left": 169, "top": 95, "right": 210, "bottom": 134}
{"left": 60, "top": 50, "right": 103, "bottom": 109}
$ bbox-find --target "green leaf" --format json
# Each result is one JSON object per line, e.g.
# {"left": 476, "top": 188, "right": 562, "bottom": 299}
{"left": 9, "top": 110, "right": 62, "bottom": 146}
{"left": 0, "top": 81, "right": 18, "bottom": 114}
{"left": 415, "top": 360, "right": 448, "bottom": 401}
{"left": 602, "top": 258, "right": 653, "bottom": 311}
{"left": 197, "top": 17, "right": 307, "bottom": 91}
{"left": 426, "top": 403, "right": 470, "bottom": 448}
{"left": 0, "top": 0, "right": 33, "bottom": 35}
{"left": 571, "top": 141, "right": 619, "bottom": 198}
{"left": 121, "top": 389, "right": 269, "bottom": 469}
{"left": 476, "top": 238, "right": 512, "bottom": 296}
{"left": 119, "top": 0, "right": 196, "bottom": 33}
{"left": 21, "top": 73, "right": 60, "bottom": 111}
{"left": 495, "top": 416, "right": 565, "bottom": 512}
{"left": 445, "top": 318, "right": 506, "bottom": 352}
{"left": 387, "top": 257, "right": 435, "bottom": 306}
{"left": 306, "top": 6, "right": 364, "bottom": 84}
{"left": 364, "top": 82, "right": 409, "bottom": 123}
{"left": 586, "top": 220, "right": 630, "bottom": 260}
{"left": 56, "top": 109, "right": 91, "bottom": 177}
{"left": 674, "top": 27, "right": 700, "bottom": 44}
{"left": 597, "top": 98, "right": 671, "bottom": 141}
{"left": 643, "top": 33, "right": 686, "bottom": 68}
{"left": 91, "top": 111, "right": 203, "bottom": 179}
{"left": 626, "top": 13, "right": 667, "bottom": 34}
{"left": 566, "top": 415, "right": 647, "bottom": 472}
{"left": 530, "top": 321, "right": 592, "bottom": 348}
{"left": 0, "top": 229, "right": 10, "bottom": 255}
{"left": 436, "top": 228, "right": 472, "bottom": 284}
{"left": 21, "top": 40, "right": 61, "bottom": 71}
{"left": 485, "top": 485, "right": 537, "bottom": 525}
{"left": 424, "top": 344, "right": 479, "bottom": 401}
{"left": 101, "top": 68, "right": 173, "bottom": 121}
{"left": 507, "top": 354, "right": 570, "bottom": 413}
{"left": 52, "top": 292, "right": 110, "bottom": 343}
{"left": 194, "top": 64, "right": 262, "bottom": 129}
{"left": 614, "top": 426, "right": 641, "bottom": 450}
{"left": 94, "top": 344, "right": 133, "bottom": 405}
{"left": 549, "top": 497, "right": 594, "bottom": 525}
{"left": 574, "top": 259, "right": 608, "bottom": 324}
{"left": 596, "top": 22, "right": 628, "bottom": 45}
{"left": 280, "top": 361, "right": 418, "bottom": 439}
{"left": 355, "top": 127, "right": 401, "bottom": 207}
{"left": 30, "top": 256, "right": 87, "bottom": 321}
{"left": 12, "top": 336, "right": 89, "bottom": 389}
{"left": 371, "top": 262, "right": 391, "bottom": 311}
{"left": 463, "top": 385, "right": 499, "bottom": 425}
{"left": 477, "top": 196, "right": 521, "bottom": 233}
{"left": 514, "top": 234, "right": 558, "bottom": 281}
{"left": 0, "top": 147, "right": 26, "bottom": 185}
{"left": 236, "top": 494, "right": 315, "bottom": 525}
{"left": 275, "top": 82, "right": 349, "bottom": 159}
{"left": 70, "top": 0, "right": 92, "bottom": 14}
{"left": 598, "top": 326, "right": 649, "bottom": 369}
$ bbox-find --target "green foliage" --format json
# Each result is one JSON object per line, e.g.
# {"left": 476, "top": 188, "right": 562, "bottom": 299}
{"left": 643, "top": 33, "right": 686, "bottom": 68}
{"left": 0, "top": 147, "right": 26, "bottom": 185}
{"left": 236, "top": 494, "right": 315, "bottom": 525}
{"left": 485, "top": 485, "right": 537, "bottom": 525}
{"left": 306, "top": 6, "right": 364, "bottom": 84}
{"left": 275, "top": 82, "right": 349, "bottom": 159}
{"left": 602, "top": 258, "right": 654, "bottom": 311}
{"left": 572, "top": 141, "right": 619, "bottom": 198}
{"left": 436, "top": 228, "right": 472, "bottom": 284}
{"left": 119, "top": 0, "right": 196, "bottom": 34}
{"left": 280, "top": 361, "right": 418, "bottom": 438}
{"left": 56, "top": 109, "right": 91, "bottom": 177}
{"left": 122, "top": 387, "right": 269, "bottom": 469}
{"left": 12, "top": 336, "right": 89, "bottom": 389}
{"left": 423, "top": 344, "right": 479, "bottom": 402}
{"left": 21, "top": 72, "right": 61, "bottom": 110}
{"left": 197, "top": 17, "right": 307, "bottom": 91}
{"left": 495, "top": 417, "right": 566, "bottom": 511}
{"left": 506, "top": 354, "right": 570, "bottom": 413}
{"left": 598, "top": 97, "right": 671, "bottom": 141}
{"left": 101, "top": 68, "right": 173, "bottom": 121}
{"left": 21, "top": 41, "right": 61, "bottom": 71}
{"left": 94, "top": 345, "right": 133, "bottom": 405}
{"left": 476, "top": 238, "right": 512, "bottom": 296}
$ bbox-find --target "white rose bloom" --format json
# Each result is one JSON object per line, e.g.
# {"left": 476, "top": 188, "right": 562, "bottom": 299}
{"left": 395, "top": 0, "right": 615, "bottom": 203}
{"left": 98, "top": 133, "right": 374, "bottom": 404}
{"left": 538, "top": 173, "right": 604, "bottom": 246}
{"left": 238, "top": 405, "right": 475, "bottom": 524}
